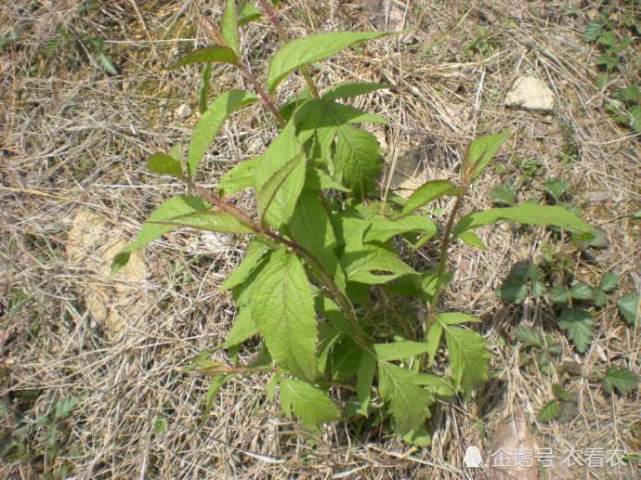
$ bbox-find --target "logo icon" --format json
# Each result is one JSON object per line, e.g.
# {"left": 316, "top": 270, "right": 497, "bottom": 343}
{"left": 464, "top": 446, "right": 484, "bottom": 468}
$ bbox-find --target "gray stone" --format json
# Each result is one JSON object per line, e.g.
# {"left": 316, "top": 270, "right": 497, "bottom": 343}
{"left": 505, "top": 76, "right": 555, "bottom": 112}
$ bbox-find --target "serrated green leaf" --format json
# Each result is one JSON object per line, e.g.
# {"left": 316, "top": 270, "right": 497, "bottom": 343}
{"left": 257, "top": 151, "right": 306, "bottom": 223}
{"left": 355, "top": 353, "right": 376, "bottom": 416}
{"left": 329, "top": 337, "right": 361, "bottom": 382}
{"left": 599, "top": 271, "right": 619, "bottom": 293}
{"left": 221, "top": 0, "right": 239, "bottom": 53}
{"left": 456, "top": 231, "right": 486, "bottom": 251}
{"left": 443, "top": 326, "right": 489, "bottom": 397}
{"left": 617, "top": 292, "right": 639, "bottom": 326}
{"left": 222, "top": 307, "right": 257, "bottom": 348}
{"left": 532, "top": 279, "right": 546, "bottom": 298}
{"left": 334, "top": 125, "right": 382, "bottom": 197}
{"left": 295, "top": 99, "right": 388, "bottom": 127}
{"left": 570, "top": 281, "right": 593, "bottom": 300}
{"left": 111, "top": 196, "right": 250, "bottom": 273}
{"left": 279, "top": 378, "right": 340, "bottom": 431}
{"left": 334, "top": 207, "right": 372, "bottom": 255}
{"left": 593, "top": 288, "right": 608, "bottom": 308}
{"left": 267, "top": 31, "right": 389, "bottom": 91}
{"left": 221, "top": 239, "right": 271, "bottom": 291}
{"left": 198, "top": 64, "right": 212, "bottom": 114}
{"left": 342, "top": 246, "right": 416, "bottom": 284}
{"left": 465, "top": 131, "right": 509, "bottom": 181}
{"left": 378, "top": 362, "right": 435, "bottom": 436}
{"left": 584, "top": 21, "right": 603, "bottom": 42}
{"left": 490, "top": 183, "right": 517, "bottom": 206}
{"left": 323, "top": 81, "right": 389, "bottom": 100}
{"left": 498, "top": 273, "right": 528, "bottom": 304}
{"left": 169, "top": 46, "right": 238, "bottom": 69}
{"left": 149, "top": 210, "right": 250, "bottom": 235}
{"left": 250, "top": 248, "right": 318, "bottom": 381}
{"left": 400, "top": 180, "right": 459, "bottom": 217}
{"left": 374, "top": 341, "right": 432, "bottom": 361}
{"left": 219, "top": 157, "right": 258, "bottom": 195}
{"left": 253, "top": 119, "right": 312, "bottom": 227}
{"left": 598, "top": 30, "right": 617, "bottom": 47}
{"left": 54, "top": 397, "right": 77, "bottom": 420}
{"left": 515, "top": 325, "right": 545, "bottom": 349}
{"left": 364, "top": 215, "right": 437, "bottom": 243}
{"left": 558, "top": 307, "right": 594, "bottom": 353}
{"left": 188, "top": 89, "right": 258, "bottom": 177}
{"left": 602, "top": 367, "right": 638, "bottom": 395}
{"left": 289, "top": 188, "right": 346, "bottom": 291}
{"left": 409, "top": 373, "right": 455, "bottom": 397}
{"left": 454, "top": 203, "right": 593, "bottom": 236}
{"left": 538, "top": 400, "right": 560, "bottom": 422}
{"left": 544, "top": 177, "right": 568, "bottom": 203}
{"left": 147, "top": 153, "right": 183, "bottom": 177}
{"left": 549, "top": 286, "right": 570, "bottom": 304}
{"left": 318, "top": 327, "right": 342, "bottom": 374}
{"left": 317, "top": 169, "right": 350, "bottom": 191}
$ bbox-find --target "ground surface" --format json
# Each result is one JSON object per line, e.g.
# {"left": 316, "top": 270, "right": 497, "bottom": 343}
{"left": 1, "top": 1, "right": 640, "bottom": 479}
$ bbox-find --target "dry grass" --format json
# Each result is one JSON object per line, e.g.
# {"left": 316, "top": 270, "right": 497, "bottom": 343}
{"left": 1, "top": 1, "right": 640, "bottom": 479}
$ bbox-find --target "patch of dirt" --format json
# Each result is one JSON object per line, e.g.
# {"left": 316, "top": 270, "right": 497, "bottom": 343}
{"left": 66, "top": 209, "right": 148, "bottom": 340}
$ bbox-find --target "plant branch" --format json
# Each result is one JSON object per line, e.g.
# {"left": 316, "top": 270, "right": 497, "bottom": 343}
{"left": 424, "top": 188, "right": 467, "bottom": 336}
{"left": 192, "top": 184, "right": 368, "bottom": 349}
{"left": 199, "top": 17, "right": 286, "bottom": 127}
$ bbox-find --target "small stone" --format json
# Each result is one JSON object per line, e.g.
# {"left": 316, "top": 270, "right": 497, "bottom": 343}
{"left": 505, "top": 76, "right": 555, "bottom": 112}
{"left": 174, "top": 103, "right": 192, "bottom": 120}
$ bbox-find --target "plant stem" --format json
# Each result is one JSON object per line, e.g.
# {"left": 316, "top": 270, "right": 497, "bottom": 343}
{"left": 256, "top": 0, "right": 320, "bottom": 98}
{"left": 424, "top": 189, "right": 466, "bottom": 336}
{"left": 237, "top": 65, "right": 287, "bottom": 126}
{"left": 199, "top": 17, "right": 286, "bottom": 127}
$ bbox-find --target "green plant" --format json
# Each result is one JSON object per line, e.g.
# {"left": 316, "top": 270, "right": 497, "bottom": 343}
{"left": 112, "top": 2, "right": 594, "bottom": 442}
{"left": 584, "top": 6, "right": 641, "bottom": 134}
{"left": 36, "top": 24, "right": 117, "bottom": 75}
{"left": 500, "top": 252, "right": 639, "bottom": 355}
{"left": 0, "top": 392, "right": 79, "bottom": 479}
{"left": 538, "top": 384, "right": 577, "bottom": 423}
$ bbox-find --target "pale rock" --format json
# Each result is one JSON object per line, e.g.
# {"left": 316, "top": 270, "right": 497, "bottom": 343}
{"left": 188, "top": 232, "right": 232, "bottom": 255}
{"left": 174, "top": 103, "right": 192, "bottom": 120}
{"left": 505, "top": 76, "right": 555, "bottom": 112}
{"left": 488, "top": 410, "right": 540, "bottom": 479}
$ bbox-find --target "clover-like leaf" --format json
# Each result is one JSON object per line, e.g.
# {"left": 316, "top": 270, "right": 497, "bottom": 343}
{"left": 558, "top": 308, "right": 594, "bottom": 353}
{"left": 602, "top": 367, "right": 638, "bottom": 395}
